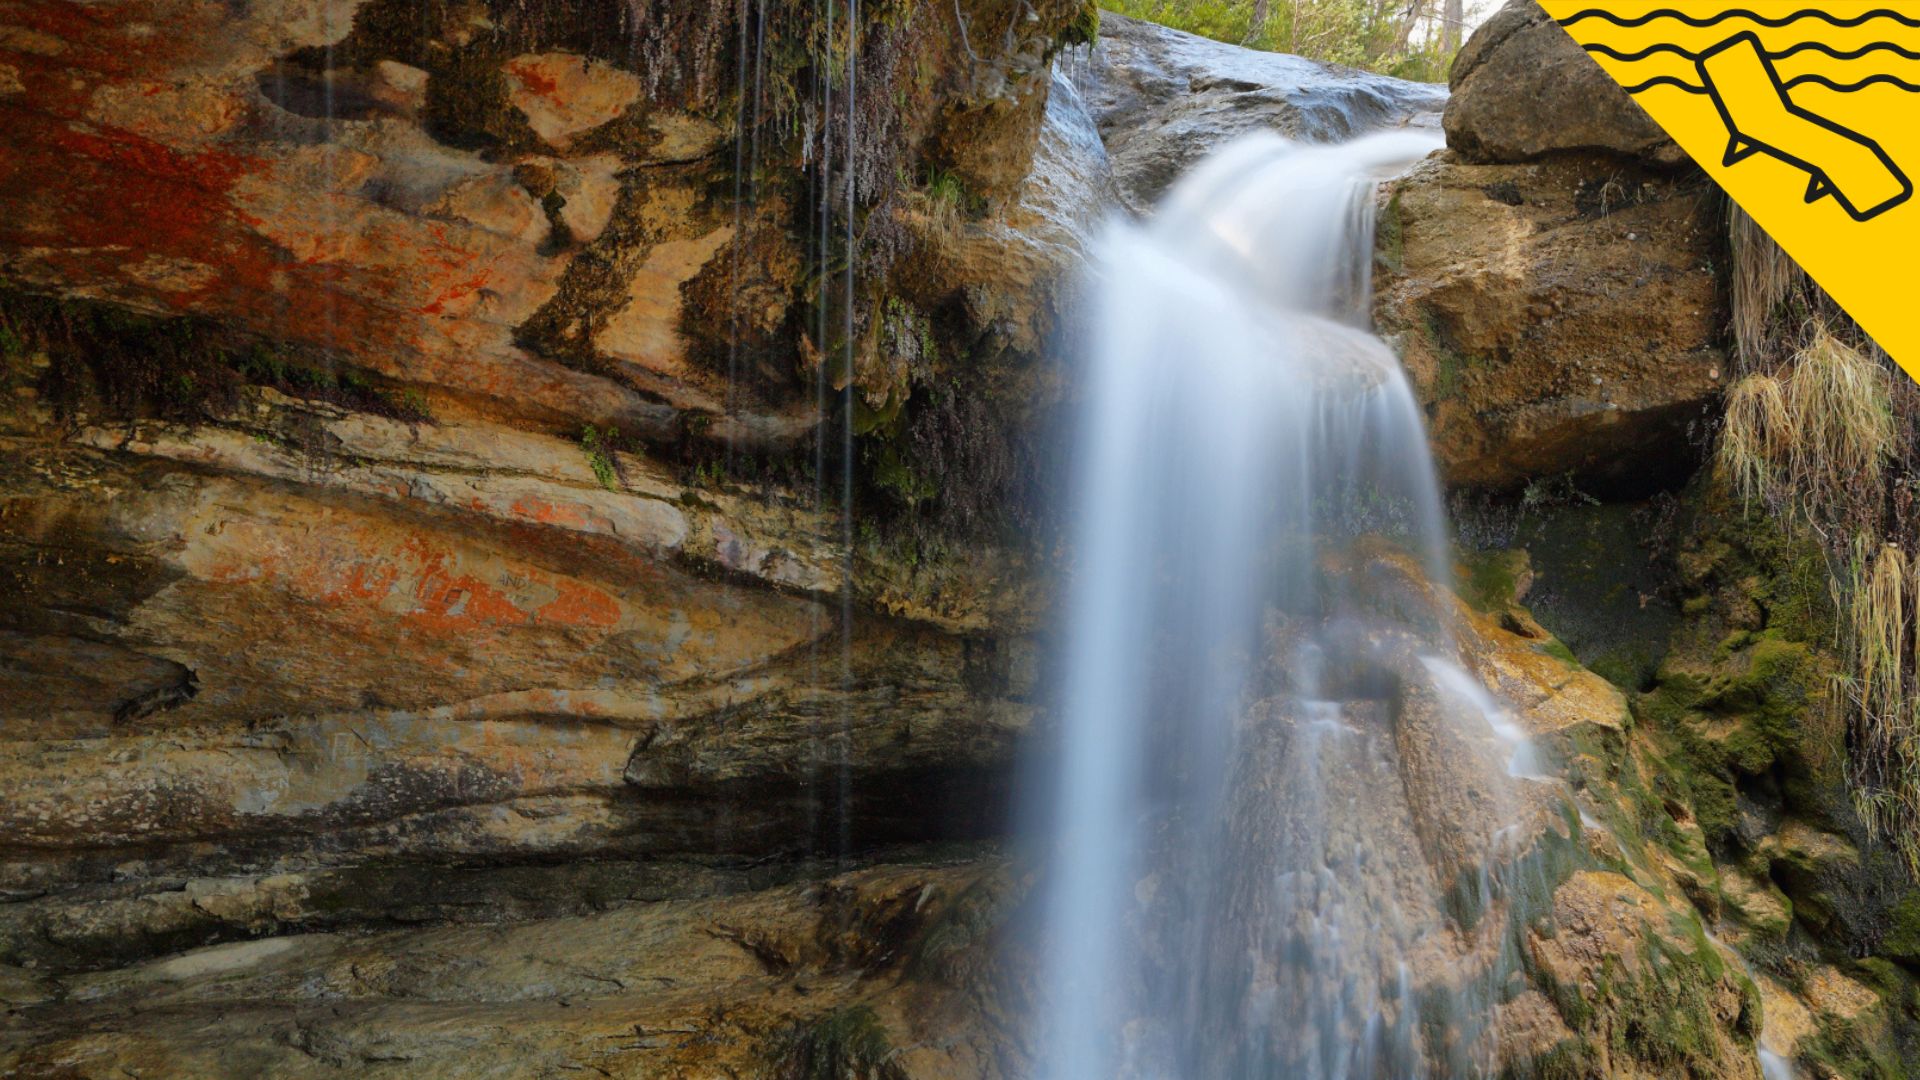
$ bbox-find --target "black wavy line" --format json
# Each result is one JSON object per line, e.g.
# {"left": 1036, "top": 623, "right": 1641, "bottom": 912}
{"left": 1782, "top": 72, "right": 1920, "bottom": 92}
{"left": 1587, "top": 41, "right": 1920, "bottom": 63}
{"left": 1621, "top": 75, "right": 1710, "bottom": 93}
{"left": 1562, "top": 7, "right": 1920, "bottom": 29}
{"left": 1619, "top": 72, "right": 1920, "bottom": 94}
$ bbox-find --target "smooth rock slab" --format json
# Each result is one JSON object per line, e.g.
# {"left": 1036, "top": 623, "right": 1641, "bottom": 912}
{"left": 1072, "top": 12, "right": 1446, "bottom": 211}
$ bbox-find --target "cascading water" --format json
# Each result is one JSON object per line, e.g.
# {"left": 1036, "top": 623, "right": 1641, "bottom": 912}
{"left": 1032, "top": 130, "right": 1557, "bottom": 1078}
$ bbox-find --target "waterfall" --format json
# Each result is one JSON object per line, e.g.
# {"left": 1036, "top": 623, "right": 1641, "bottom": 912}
{"left": 1033, "top": 129, "right": 1549, "bottom": 1078}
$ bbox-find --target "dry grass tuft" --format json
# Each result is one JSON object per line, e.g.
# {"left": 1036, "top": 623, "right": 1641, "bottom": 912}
{"left": 1849, "top": 538, "right": 1908, "bottom": 722}
{"left": 1783, "top": 329, "right": 1894, "bottom": 529}
{"left": 1729, "top": 204, "right": 1803, "bottom": 371}
{"left": 1716, "top": 373, "right": 1790, "bottom": 509}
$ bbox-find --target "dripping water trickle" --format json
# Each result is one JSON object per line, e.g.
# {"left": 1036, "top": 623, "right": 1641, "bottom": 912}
{"left": 723, "top": 0, "right": 773, "bottom": 472}
{"left": 801, "top": 0, "right": 836, "bottom": 860}
{"left": 837, "top": 0, "right": 861, "bottom": 866}
{"left": 724, "top": 0, "right": 751, "bottom": 461}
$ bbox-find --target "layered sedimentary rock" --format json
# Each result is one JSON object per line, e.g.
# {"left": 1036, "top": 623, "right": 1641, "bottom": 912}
{"left": 0, "top": 0, "right": 1090, "bottom": 1037}
{"left": 1, "top": 859, "right": 1032, "bottom": 1078}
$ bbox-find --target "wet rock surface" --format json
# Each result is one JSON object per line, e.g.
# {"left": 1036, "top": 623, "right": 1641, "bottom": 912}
{"left": 0, "top": 0, "right": 1078, "bottom": 1060}
{"left": 1071, "top": 12, "right": 1445, "bottom": 211}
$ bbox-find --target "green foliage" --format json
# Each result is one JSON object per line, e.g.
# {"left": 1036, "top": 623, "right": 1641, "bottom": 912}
{"left": 1105, "top": 0, "right": 1464, "bottom": 80}
{"left": 1061, "top": 1, "right": 1101, "bottom": 48}
{"left": 579, "top": 424, "right": 623, "bottom": 491}
{"left": 688, "top": 457, "right": 728, "bottom": 489}
{"left": 924, "top": 167, "right": 965, "bottom": 211}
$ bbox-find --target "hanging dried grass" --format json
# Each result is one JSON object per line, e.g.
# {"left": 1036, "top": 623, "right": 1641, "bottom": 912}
{"left": 1784, "top": 328, "right": 1895, "bottom": 530}
{"left": 1728, "top": 204, "right": 1802, "bottom": 372}
{"left": 1716, "top": 373, "right": 1790, "bottom": 509}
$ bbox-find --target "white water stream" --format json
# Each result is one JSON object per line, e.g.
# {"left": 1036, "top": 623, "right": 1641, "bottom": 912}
{"left": 1032, "top": 129, "right": 1545, "bottom": 1079}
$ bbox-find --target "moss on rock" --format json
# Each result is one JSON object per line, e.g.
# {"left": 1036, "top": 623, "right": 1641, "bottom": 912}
{"left": 770, "top": 1005, "right": 906, "bottom": 1080}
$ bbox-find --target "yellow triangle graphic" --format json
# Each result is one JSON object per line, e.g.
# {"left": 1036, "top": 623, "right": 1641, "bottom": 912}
{"left": 1539, "top": 1, "right": 1920, "bottom": 376}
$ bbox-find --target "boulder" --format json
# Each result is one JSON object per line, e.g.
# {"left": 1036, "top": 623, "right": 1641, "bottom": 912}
{"left": 1073, "top": 12, "right": 1446, "bottom": 211}
{"left": 1444, "top": 0, "right": 1681, "bottom": 166}
{"left": 1375, "top": 153, "right": 1726, "bottom": 492}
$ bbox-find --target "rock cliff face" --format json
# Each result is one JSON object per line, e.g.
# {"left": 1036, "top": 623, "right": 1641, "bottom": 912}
{"left": 3, "top": 0, "right": 1917, "bottom": 1076}
{"left": 1, "top": 0, "right": 1088, "bottom": 1069}
{"left": 0, "top": 0, "right": 1096, "bottom": 879}
{"left": 1422, "top": 4, "right": 1920, "bottom": 1075}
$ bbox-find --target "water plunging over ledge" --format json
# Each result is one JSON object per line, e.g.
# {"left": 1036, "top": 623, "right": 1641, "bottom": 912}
{"left": 1029, "top": 129, "right": 1559, "bottom": 1078}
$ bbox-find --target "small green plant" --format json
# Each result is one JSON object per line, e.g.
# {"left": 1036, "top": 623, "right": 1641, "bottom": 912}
{"left": 1060, "top": 1, "right": 1099, "bottom": 48}
{"left": 1519, "top": 472, "right": 1599, "bottom": 516}
{"left": 770, "top": 1006, "right": 904, "bottom": 1080}
{"left": 690, "top": 457, "right": 727, "bottom": 489}
{"left": 387, "top": 387, "right": 432, "bottom": 423}
{"left": 580, "top": 424, "right": 622, "bottom": 491}
{"left": 921, "top": 167, "right": 968, "bottom": 230}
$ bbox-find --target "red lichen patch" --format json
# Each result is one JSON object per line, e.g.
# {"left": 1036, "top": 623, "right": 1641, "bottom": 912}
{"left": 0, "top": 0, "right": 180, "bottom": 91}
{"left": 396, "top": 536, "right": 530, "bottom": 632}
{"left": 506, "top": 495, "right": 593, "bottom": 529}
{"left": 0, "top": 111, "right": 257, "bottom": 254}
{"left": 410, "top": 565, "right": 532, "bottom": 632}
{"left": 419, "top": 270, "right": 494, "bottom": 317}
{"left": 0, "top": 20, "right": 479, "bottom": 377}
{"left": 502, "top": 56, "right": 562, "bottom": 100}
{"left": 341, "top": 560, "right": 405, "bottom": 602}
{"left": 537, "top": 579, "right": 622, "bottom": 629}
{"left": 202, "top": 549, "right": 276, "bottom": 587}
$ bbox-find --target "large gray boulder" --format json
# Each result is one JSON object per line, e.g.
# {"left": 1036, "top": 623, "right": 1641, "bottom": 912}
{"left": 1444, "top": 0, "right": 1681, "bottom": 165}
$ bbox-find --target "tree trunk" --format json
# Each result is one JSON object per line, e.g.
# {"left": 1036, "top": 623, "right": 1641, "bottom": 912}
{"left": 1246, "top": 0, "right": 1271, "bottom": 46}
